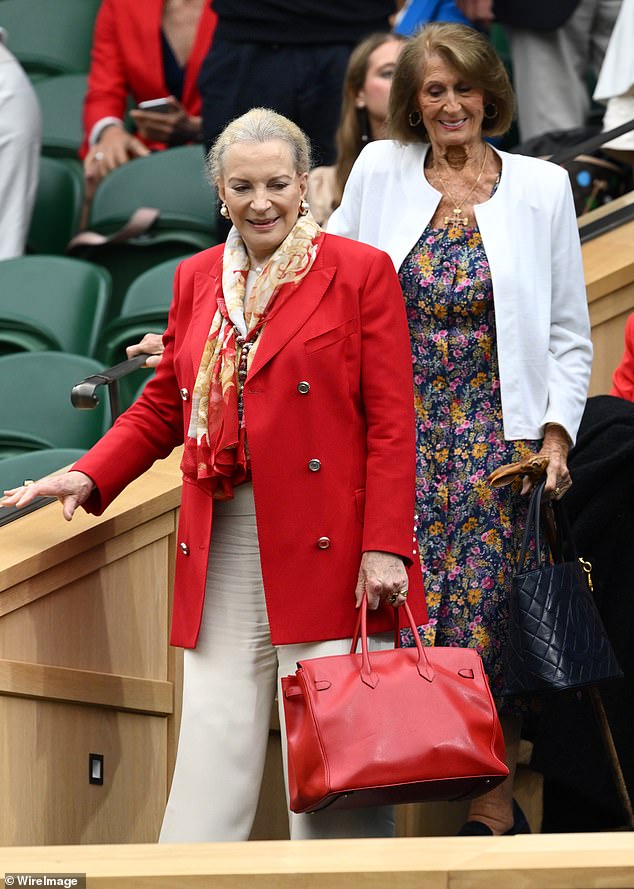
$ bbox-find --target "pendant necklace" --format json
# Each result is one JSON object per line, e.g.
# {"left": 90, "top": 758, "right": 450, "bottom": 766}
{"left": 433, "top": 144, "right": 489, "bottom": 227}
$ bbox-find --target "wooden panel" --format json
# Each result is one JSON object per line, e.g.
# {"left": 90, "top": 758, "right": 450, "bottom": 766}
{"left": 583, "top": 219, "right": 634, "bottom": 301}
{"left": 0, "top": 659, "right": 172, "bottom": 715}
{"left": 1, "top": 834, "right": 633, "bottom": 888}
{"left": 582, "top": 218, "right": 634, "bottom": 395}
{"left": 0, "top": 513, "right": 174, "bottom": 621}
{"left": 588, "top": 302, "right": 633, "bottom": 396}
{"left": 0, "top": 449, "right": 183, "bottom": 592}
{"left": 0, "top": 450, "right": 183, "bottom": 847}
{"left": 578, "top": 191, "right": 634, "bottom": 233}
{"left": 0, "top": 697, "right": 167, "bottom": 845}
{"left": 0, "top": 536, "right": 171, "bottom": 679}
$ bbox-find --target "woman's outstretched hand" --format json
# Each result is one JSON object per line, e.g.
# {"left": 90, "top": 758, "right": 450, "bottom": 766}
{"left": 355, "top": 550, "right": 409, "bottom": 610}
{"left": 0, "top": 470, "right": 95, "bottom": 521}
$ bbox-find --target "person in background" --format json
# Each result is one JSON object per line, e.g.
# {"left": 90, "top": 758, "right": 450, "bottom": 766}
{"left": 2, "top": 108, "right": 426, "bottom": 843}
{"left": 393, "top": 0, "right": 471, "bottom": 33}
{"left": 328, "top": 23, "right": 593, "bottom": 835}
{"left": 456, "top": 0, "right": 621, "bottom": 141}
{"left": 309, "top": 31, "right": 406, "bottom": 226}
{"left": 123, "top": 30, "right": 406, "bottom": 351}
{"left": 611, "top": 313, "right": 634, "bottom": 400}
{"left": 0, "top": 33, "right": 41, "bottom": 259}
{"left": 593, "top": 0, "right": 634, "bottom": 164}
{"left": 82, "top": 0, "right": 217, "bottom": 195}
{"left": 197, "top": 1, "right": 396, "bottom": 167}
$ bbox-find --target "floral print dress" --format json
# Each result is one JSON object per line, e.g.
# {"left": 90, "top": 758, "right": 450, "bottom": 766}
{"left": 399, "top": 221, "right": 537, "bottom": 708}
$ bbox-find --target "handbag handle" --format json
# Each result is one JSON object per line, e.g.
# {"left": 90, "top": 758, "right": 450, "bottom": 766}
{"left": 350, "top": 594, "right": 434, "bottom": 688}
{"left": 517, "top": 480, "right": 579, "bottom": 572}
{"left": 517, "top": 480, "right": 545, "bottom": 572}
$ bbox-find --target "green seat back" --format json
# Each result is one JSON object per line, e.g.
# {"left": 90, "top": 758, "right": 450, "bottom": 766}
{"left": 96, "top": 255, "right": 182, "bottom": 365}
{"left": 99, "top": 317, "right": 166, "bottom": 363}
{"left": 71, "top": 234, "right": 206, "bottom": 322}
{"left": 0, "top": 0, "right": 100, "bottom": 77}
{"left": 0, "top": 312, "right": 63, "bottom": 356}
{"left": 0, "top": 429, "right": 57, "bottom": 459}
{"left": 0, "top": 448, "right": 87, "bottom": 492}
{"left": 28, "top": 157, "right": 84, "bottom": 254}
{"left": 33, "top": 74, "right": 87, "bottom": 158}
{"left": 120, "top": 255, "right": 183, "bottom": 315}
{"left": 0, "top": 352, "right": 110, "bottom": 451}
{"left": 0, "top": 256, "right": 111, "bottom": 358}
{"left": 88, "top": 146, "right": 218, "bottom": 236}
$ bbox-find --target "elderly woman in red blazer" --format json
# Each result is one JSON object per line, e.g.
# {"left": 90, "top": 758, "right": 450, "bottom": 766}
{"left": 3, "top": 109, "right": 425, "bottom": 842}
{"left": 81, "top": 0, "right": 217, "bottom": 190}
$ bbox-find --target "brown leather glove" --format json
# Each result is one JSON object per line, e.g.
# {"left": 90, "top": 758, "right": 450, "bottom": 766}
{"left": 487, "top": 454, "right": 549, "bottom": 488}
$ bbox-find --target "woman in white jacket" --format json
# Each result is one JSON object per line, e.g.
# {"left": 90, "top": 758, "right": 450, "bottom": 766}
{"left": 328, "top": 22, "right": 593, "bottom": 836}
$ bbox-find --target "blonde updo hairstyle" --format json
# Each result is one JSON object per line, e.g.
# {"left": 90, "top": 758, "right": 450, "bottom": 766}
{"left": 388, "top": 22, "right": 515, "bottom": 144}
{"left": 207, "top": 107, "right": 312, "bottom": 184}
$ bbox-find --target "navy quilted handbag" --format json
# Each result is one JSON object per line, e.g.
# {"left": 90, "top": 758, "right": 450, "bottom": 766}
{"left": 503, "top": 481, "right": 623, "bottom": 696}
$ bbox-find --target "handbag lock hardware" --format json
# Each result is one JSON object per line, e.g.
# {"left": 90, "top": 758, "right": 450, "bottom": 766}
{"left": 578, "top": 557, "right": 594, "bottom": 592}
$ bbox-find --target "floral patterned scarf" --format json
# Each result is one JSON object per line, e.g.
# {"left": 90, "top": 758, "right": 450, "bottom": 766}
{"left": 181, "top": 213, "right": 322, "bottom": 499}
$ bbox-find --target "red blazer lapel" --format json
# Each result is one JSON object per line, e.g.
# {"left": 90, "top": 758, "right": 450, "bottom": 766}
{"left": 143, "top": 0, "right": 166, "bottom": 96}
{"left": 247, "top": 265, "right": 336, "bottom": 382}
{"left": 182, "top": 5, "right": 218, "bottom": 111}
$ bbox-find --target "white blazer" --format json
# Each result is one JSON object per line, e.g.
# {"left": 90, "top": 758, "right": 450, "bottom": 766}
{"left": 327, "top": 140, "right": 593, "bottom": 444}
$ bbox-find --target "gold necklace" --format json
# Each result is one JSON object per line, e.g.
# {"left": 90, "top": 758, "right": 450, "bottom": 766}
{"left": 432, "top": 144, "right": 489, "bottom": 227}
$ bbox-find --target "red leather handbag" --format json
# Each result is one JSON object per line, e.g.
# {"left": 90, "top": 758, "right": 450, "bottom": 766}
{"left": 282, "top": 597, "right": 509, "bottom": 814}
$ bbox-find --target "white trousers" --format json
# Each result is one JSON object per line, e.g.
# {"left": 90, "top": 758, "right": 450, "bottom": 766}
{"left": 159, "top": 483, "right": 395, "bottom": 842}
{"left": 507, "top": 0, "right": 622, "bottom": 141}
{"left": 0, "top": 42, "right": 41, "bottom": 259}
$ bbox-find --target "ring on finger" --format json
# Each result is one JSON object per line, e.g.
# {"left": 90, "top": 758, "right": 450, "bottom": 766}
{"left": 23, "top": 479, "right": 35, "bottom": 486}
{"left": 387, "top": 592, "right": 400, "bottom": 605}
{"left": 94, "top": 151, "right": 105, "bottom": 161}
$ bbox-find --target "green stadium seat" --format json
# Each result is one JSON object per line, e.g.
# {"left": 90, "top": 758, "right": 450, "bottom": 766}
{"left": 88, "top": 145, "right": 218, "bottom": 236}
{"left": 33, "top": 74, "right": 87, "bottom": 159}
{"left": 0, "top": 256, "right": 111, "bottom": 358}
{"left": 0, "top": 352, "right": 110, "bottom": 456}
{"left": 27, "top": 156, "right": 84, "bottom": 254}
{"left": 67, "top": 147, "right": 219, "bottom": 318}
{"left": 0, "top": 0, "right": 100, "bottom": 78}
{"left": 95, "top": 255, "right": 184, "bottom": 408}
{"left": 97, "top": 255, "right": 180, "bottom": 361}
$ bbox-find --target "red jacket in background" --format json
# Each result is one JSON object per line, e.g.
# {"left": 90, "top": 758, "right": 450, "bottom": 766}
{"left": 611, "top": 313, "right": 634, "bottom": 402}
{"left": 80, "top": 0, "right": 217, "bottom": 157}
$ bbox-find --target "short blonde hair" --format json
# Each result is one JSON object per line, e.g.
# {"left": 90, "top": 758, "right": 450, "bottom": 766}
{"left": 389, "top": 23, "right": 515, "bottom": 143}
{"left": 207, "top": 107, "right": 312, "bottom": 182}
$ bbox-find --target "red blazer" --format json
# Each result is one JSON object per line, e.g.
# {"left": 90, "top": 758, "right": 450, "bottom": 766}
{"left": 74, "top": 234, "right": 426, "bottom": 648}
{"left": 81, "top": 0, "right": 217, "bottom": 156}
{"left": 611, "top": 313, "right": 634, "bottom": 402}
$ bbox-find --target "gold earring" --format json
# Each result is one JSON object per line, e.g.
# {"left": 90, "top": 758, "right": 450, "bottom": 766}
{"left": 484, "top": 102, "right": 498, "bottom": 120}
{"left": 299, "top": 199, "right": 309, "bottom": 216}
{"left": 408, "top": 110, "right": 422, "bottom": 127}
{"left": 220, "top": 202, "right": 230, "bottom": 219}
